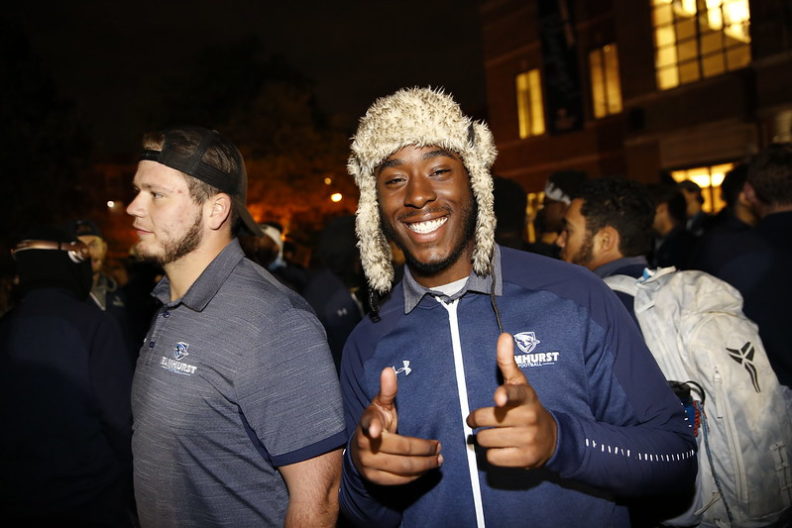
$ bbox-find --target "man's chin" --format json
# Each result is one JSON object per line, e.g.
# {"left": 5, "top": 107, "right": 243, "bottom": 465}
{"left": 403, "top": 250, "right": 456, "bottom": 278}
{"left": 133, "top": 242, "right": 162, "bottom": 263}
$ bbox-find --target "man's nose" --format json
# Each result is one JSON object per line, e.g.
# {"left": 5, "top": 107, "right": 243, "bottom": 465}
{"left": 126, "top": 193, "right": 143, "bottom": 217}
{"left": 404, "top": 175, "right": 437, "bottom": 209}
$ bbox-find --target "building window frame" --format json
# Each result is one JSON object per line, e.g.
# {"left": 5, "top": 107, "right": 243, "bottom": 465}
{"left": 652, "top": 0, "right": 752, "bottom": 91}
{"left": 588, "top": 43, "right": 623, "bottom": 119}
{"left": 515, "top": 69, "right": 546, "bottom": 139}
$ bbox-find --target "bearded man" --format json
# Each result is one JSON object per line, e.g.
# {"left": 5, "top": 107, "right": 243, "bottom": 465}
{"left": 127, "top": 126, "right": 344, "bottom": 527}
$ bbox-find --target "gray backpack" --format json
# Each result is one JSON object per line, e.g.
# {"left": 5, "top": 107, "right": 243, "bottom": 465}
{"left": 605, "top": 267, "right": 792, "bottom": 527}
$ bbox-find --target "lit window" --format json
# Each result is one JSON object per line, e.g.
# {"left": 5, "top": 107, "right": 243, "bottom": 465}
{"left": 670, "top": 162, "right": 734, "bottom": 212}
{"left": 516, "top": 70, "right": 546, "bottom": 138}
{"left": 652, "top": 0, "right": 751, "bottom": 90}
{"left": 589, "top": 44, "right": 623, "bottom": 118}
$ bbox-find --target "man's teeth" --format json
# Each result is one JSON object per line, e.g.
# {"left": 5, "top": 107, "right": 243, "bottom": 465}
{"left": 407, "top": 217, "right": 447, "bottom": 234}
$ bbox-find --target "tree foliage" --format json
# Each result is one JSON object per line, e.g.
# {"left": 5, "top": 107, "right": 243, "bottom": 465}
{"left": 147, "top": 37, "right": 356, "bottom": 238}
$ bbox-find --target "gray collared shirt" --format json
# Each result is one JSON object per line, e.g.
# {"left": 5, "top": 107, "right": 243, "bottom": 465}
{"left": 133, "top": 239, "right": 344, "bottom": 527}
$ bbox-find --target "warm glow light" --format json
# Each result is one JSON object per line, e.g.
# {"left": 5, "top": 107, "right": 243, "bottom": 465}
{"left": 324, "top": 177, "right": 332, "bottom": 185}
{"left": 653, "top": 0, "right": 750, "bottom": 90}
{"left": 107, "top": 200, "right": 115, "bottom": 208}
{"left": 590, "top": 44, "right": 623, "bottom": 119}
{"left": 675, "top": 0, "right": 697, "bottom": 17}
{"left": 330, "top": 193, "right": 342, "bottom": 202}
{"left": 516, "top": 69, "right": 545, "bottom": 138}
{"left": 670, "top": 162, "right": 735, "bottom": 212}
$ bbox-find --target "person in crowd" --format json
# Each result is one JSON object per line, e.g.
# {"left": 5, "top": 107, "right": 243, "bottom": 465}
{"left": 558, "top": 177, "right": 792, "bottom": 528}
{"left": 677, "top": 180, "right": 710, "bottom": 236}
{"left": 709, "top": 164, "right": 757, "bottom": 233}
{"left": 73, "top": 219, "right": 136, "bottom": 364}
{"left": 338, "top": 87, "right": 696, "bottom": 527}
{"left": 539, "top": 169, "right": 587, "bottom": 252}
{"left": 126, "top": 125, "right": 344, "bottom": 527}
{"left": 241, "top": 222, "right": 308, "bottom": 292}
{"left": 647, "top": 184, "right": 697, "bottom": 269}
{"left": 524, "top": 207, "right": 561, "bottom": 258}
{"left": 555, "top": 178, "right": 653, "bottom": 320}
{"left": 709, "top": 143, "right": 792, "bottom": 389}
{"left": 302, "top": 215, "right": 367, "bottom": 372}
{"left": 688, "top": 163, "right": 758, "bottom": 273}
{"left": 1, "top": 225, "right": 133, "bottom": 527}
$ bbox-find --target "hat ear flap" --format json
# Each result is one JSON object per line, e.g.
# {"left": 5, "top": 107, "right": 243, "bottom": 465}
{"left": 472, "top": 122, "right": 497, "bottom": 167}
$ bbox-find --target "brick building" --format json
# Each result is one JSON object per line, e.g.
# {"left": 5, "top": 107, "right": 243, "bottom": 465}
{"left": 480, "top": 0, "right": 792, "bottom": 214}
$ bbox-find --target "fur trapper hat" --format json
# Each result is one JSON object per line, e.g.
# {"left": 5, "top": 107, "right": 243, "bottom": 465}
{"left": 348, "top": 87, "right": 498, "bottom": 295}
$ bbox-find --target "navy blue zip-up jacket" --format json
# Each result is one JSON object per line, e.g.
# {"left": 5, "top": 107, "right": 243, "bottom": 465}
{"left": 340, "top": 246, "right": 696, "bottom": 527}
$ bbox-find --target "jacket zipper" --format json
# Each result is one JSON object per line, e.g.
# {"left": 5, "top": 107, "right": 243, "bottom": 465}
{"left": 438, "top": 298, "right": 486, "bottom": 528}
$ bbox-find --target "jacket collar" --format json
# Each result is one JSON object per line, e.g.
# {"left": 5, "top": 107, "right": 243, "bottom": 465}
{"left": 402, "top": 245, "right": 502, "bottom": 314}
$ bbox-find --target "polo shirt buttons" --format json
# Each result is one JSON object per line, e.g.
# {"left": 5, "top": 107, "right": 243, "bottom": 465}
{"left": 149, "top": 341, "right": 156, "bottom": 348}
{"left": 162, "top": 311, "right": 171, "bottom": 318}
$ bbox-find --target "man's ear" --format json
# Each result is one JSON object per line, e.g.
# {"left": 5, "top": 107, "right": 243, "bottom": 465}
{"left": 206, "top": 193, "right": 232, "bottom": 230}
{"left": 594, "top": 225, "right": 619, "bottom": 254}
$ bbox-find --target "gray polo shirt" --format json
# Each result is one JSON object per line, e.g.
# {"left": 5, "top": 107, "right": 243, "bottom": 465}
{"left": 132, "top": 240, "right": 345, "bottom": 527}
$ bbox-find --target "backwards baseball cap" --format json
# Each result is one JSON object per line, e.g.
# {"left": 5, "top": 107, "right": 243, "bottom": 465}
{"left": 139, "top": 126, "right": 262, "bottom": 236}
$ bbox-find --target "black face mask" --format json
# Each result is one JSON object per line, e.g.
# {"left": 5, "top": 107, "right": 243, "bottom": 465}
{"left": 14, "top": 249, "right": 93, "bottom": 300}
{"left": 12, "top": 225, "right": 94, "bottom": 300}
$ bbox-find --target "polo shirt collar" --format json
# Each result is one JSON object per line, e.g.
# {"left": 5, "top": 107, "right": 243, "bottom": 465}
{"left": 152, "top": 239, "right": 245, "bottom": 311}
{"left": 402, "top": 245, "right": 502, "bottom": 313}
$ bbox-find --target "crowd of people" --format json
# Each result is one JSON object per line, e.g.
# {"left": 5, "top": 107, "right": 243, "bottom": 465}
{"left": 1, "top": 87, "right": 790, "bottom": 528}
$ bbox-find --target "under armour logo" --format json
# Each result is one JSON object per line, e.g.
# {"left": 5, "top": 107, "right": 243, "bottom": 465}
{"left": 727, "top": 341, "right": 761, "bottom": 392}
{"left": 393, "top": 360, "right": 412, "bottom": 376}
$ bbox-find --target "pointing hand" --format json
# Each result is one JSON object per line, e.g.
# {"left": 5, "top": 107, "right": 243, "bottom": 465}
{"left": 352, "top": 367, "right": 443, "bottom": 485}
{"left": 466, "top": 333, "right": 558, "bottom": 469}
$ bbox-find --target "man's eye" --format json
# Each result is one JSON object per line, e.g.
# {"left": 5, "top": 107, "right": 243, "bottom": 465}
{"left": 432, "top": 169, "right": 450, "bottom": 177}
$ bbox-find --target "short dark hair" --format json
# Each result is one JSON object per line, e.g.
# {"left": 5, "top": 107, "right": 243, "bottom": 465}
{"left": 647, "top": 184, "right": 687, "bottom": 226}
{"left": 677, "top": 179, "right": 704, "bottom": 204}
{"left": 747, "top": 143, "right": 792, "bottom": 206}
{"left": 578, "top": 179, "right": 654, "bottom": 257}
{"left": 720, "top": 163, "right": 749, "bottom": 208}
{"left": 548, "top": 170, "right": 587, "bottom": 200}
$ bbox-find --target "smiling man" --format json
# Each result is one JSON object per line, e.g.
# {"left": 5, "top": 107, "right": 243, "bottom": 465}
{"left": 339, "top": 88, "right": 697, "bottom": 527}
{"left": 126, "top": 126, "right": 344, "bottom": 527}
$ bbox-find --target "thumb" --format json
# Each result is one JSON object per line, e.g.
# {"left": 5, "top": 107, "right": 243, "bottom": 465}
{"left": 375, "top": 366, "right": 398, "bottom": 409}
{"left": 496, "top": 333, "right": 528, "bottom": 385}
{"left": 361, "top": 367, "right": 399, "bottom": 438}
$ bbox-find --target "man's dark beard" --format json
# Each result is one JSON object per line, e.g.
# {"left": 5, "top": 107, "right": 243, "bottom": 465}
{"left": 571, "top": 231, "right": 594, "bottom": 267}
{"left": 382, "top": 199, "right": 478, "bottom": 279}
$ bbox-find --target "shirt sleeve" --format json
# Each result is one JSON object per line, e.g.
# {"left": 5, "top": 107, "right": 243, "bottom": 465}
{"left": 235, "top": 307, "right": 345, "bottom": 467}
{"left": 544, "top": 283, "right": 698, "bottom": 496}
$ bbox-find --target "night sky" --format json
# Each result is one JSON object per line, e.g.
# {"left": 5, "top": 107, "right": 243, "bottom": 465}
{"left": 7, "top": 0, "right": 487, "bottom": 157}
